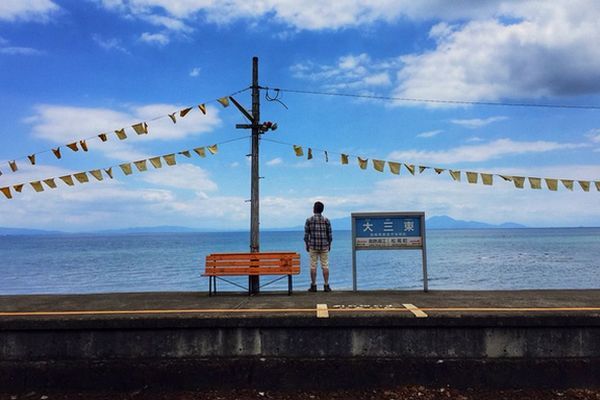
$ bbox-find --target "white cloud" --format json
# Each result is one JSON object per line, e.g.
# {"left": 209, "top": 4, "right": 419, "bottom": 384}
{"left": 466, "top": 136, "right": 484, "bottom": 143}
{"left": 230, "top": 162, "right": 240, "bottom": 168}
{"left": 586, "top": 128, "right": 600, "bottom": 143}
{"left": 140, "top": 163, "right": 218, "bottom": 193}
{"left": 0, "top": 0, "right": 59, "bottom": 22}
{"left": 450, "top": 116, "right": 507, "bottom": 129}
{"left": 266, "top": 157, "right": 283, "bottom": 166}
{"left": 139, "top": 32, "right": 169, "bottom": 46}
{"left": 0, "top": 46, "right": 44, "bottom": 55}
{"left": 417, "top": 129, "right": 443, "bottom": 138}
{"left": 189, "top": 67, "right": 201, "bottom": 77}
{"left": 92, "top": 34, "right": 129, "bottom": 53}
{"left": 388, "top": 138, "right": 587, "bottom": 164}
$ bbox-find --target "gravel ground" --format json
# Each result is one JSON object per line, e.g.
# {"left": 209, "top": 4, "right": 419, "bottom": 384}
{"left": 2, "top": 387, "right": 600, "bottom": 400}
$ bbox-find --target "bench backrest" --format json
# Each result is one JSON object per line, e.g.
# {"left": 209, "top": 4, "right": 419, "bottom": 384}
{"left": 204, "top": 252, "right": 301, "bottom": 276}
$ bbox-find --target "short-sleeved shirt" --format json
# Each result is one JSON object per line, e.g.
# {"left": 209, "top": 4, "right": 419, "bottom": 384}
{"left": 304, "top": 214, "right": 332, "bottom": 251}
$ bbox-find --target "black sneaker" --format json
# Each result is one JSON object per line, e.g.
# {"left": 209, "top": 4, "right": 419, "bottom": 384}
{"left": 324, "top": 284, "right": 332, "bottom": 292}
{"left": 308, "top": 284, "right": 317, "bottom": 292}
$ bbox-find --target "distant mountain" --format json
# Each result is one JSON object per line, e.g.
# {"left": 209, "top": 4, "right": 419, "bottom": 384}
{"left": 92, "top": 226, "right": 210, "bottom": 234}
{"left": 0, "top": 227, "right": 63, "bottom": 235}
{"left": 426, "top": 215, "right": 526, "bottom": 229}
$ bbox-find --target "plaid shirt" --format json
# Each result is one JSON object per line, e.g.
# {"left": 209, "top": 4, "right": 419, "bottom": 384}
{"left": 304, "top": 214, "right": 332, "bottom": 251}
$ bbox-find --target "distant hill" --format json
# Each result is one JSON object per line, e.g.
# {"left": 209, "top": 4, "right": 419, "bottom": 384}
{"left": 0, "top": 227, "right": 62, "bottom": 235}
{"left": 93, "top": 225, "right": 208, "bottom": 234}
{"left": 323, "top": 215, "right": 525, "bottom": 230}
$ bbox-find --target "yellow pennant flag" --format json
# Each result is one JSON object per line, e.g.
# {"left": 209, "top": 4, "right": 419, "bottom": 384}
{"left": 307, "top": 148, "right": 313, "bottom": 160}
{"left": 434, "top": 168, "right": 445, "bottom": 174}
{"left": 194, "top": 147, "right": 206, "bottom": 158}
{"left": 180, "top": 107, "right": 193, "bottom": 117}
{"left": 13, "top": 183, "right": 24, "bottom": 193}
{"left": 528, "top": 177, "right": 542, "bottom": 189}
{"left": 466, "top": 172, "right": 478, "bottom": 184}
{"left": 545, "top": 178, "right": 558, "bottom": 191}
{"left": 79, "top": 140, "right": 89, "bottom": 152}
{"left": 419, "top": 166, "right": 428, "bottom": 174}
{"left": 561, "top": 179, "right": 574, "bottom": 190}
{"left": 74, "top": 172, "right": 89, "bottom": 183}
{"left": 66, "top": 142, "right": 79, "bottom": 152}
{"left": 358, "top": 157, "right": 368, "bottom": 170}
{"left": 132, "top": 122, "right": 148, "bottom": 135}
{"left": 134, "top": 160, "right": 148, "bottom": 172}
{"left": 324, "top": 151, "right": 329, "bottom": 162}
{"left": 104, "top": 168, "right": 113, "bottom": 179}
{"left": 59, "top": 175, "right": 74, "bottom": 186}
{"left": 217, "top": 97, "right": 230, "bottom": 107}
{"left": 163, "top": 154, "right": 176, "bottom": 166}
{"left": 341, "top": 154, "right": 349, "bottom": 164}
{"left": 512, "top": 176, "right": 525, "bottom": 189}
{"left": 404, "top": 164, "right": 415, "bottom": 175}
{"left": 168, "top": 113, "right": 177, "bottom": 124}
{"left": 179, "top": 150, "right": 191, "bottom": 158}
{"left": 293, "top": 145, "right": 303, "bottom": 157}
{"left": 115, "top": 129, "right": 127, "bottom": 140}
{"left": 449, "top": 170, "right": 461, "bottom": 181}
{"left": 30, "top": 181, "right": 44, "bottom": 192}
{"left": 499, "top": 175, "right": 513, "bottom": 182}
{"left": 388, "top": 161, "right": 401, "bottom": 175}
{"left": 578, "top": 181, "right": 590, "bottom": 192}
{"left": 198, "top": 104, "right": 207, "bottom": 114}
{"left": 207, "top": 144, "right": 218, "bottom": 155}
{"left": 372, "top": 159, "right": 385, "bottom": 172}
{"left": 481, "top": 173, "right": 493, "bottom": 186}
{"left": 43, "top": 179, "right": 57, "bottom": 189}
{"left": 28, "top": 154, "right": 36, "bottom": 165}
{"left": 595, "top": 181, "right": 600, "bottom": 191}
{"left": 149, "top": 157, "right": 162, "bottom": 168}
{"left": 52, "top": 147, "right": 62, "bottom": 159}
{"left": 89, "top": 170, "right": 103, "bottom": 181}
{"left": 9, "top": 160, "right": 18, "bottom": 172}
{"left": 120, "top": 163, "right": 133, "bottom": 175}
{"left": 98, "top": 133, "right": 108, "bottom": 142}
{"left": 0, "top": 187, "right": 12, "bottom": 199}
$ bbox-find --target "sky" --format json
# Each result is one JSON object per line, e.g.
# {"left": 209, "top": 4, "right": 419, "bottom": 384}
{"left": 0, "top": 0, "right": 599, "bottom": 231}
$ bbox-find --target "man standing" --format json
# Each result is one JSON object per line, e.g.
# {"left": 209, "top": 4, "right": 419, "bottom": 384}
{"left": 304, "top": 201, "right": 333, "bottom": 292}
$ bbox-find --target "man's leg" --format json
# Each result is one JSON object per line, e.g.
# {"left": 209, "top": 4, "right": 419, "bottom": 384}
{"left": 320, "top": 251, "right": 330, "bottom": 286}
{"left": 309, "top": 250, "right": 317, "bottom": 290}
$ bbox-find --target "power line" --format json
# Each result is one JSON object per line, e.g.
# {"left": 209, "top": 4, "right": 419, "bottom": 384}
{"left": 263, "top": 86, "right": 600, "bottom": 110}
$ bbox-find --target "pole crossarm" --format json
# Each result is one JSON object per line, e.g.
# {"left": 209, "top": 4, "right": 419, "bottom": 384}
{"left": 230, "top": 96, "right": 255, "bottom": 124}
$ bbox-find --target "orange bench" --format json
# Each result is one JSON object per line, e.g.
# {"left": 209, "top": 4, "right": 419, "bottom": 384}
{"left": 203, "top": 252, "right": 301, "bottom": 295}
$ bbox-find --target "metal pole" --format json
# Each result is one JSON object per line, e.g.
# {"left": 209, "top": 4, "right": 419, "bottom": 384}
{"left": 249, "top": 56, "right": 260, "bottom": 294}
{"left": 421, "top": 214, "right": 429, "bottom": 292}
{"left": 352, "top": 216, "right": 357, "bottom": 291}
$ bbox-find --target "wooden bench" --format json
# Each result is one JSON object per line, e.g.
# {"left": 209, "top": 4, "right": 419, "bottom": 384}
{"left": 203, "top": 252, "right": 301, "bottom": 296}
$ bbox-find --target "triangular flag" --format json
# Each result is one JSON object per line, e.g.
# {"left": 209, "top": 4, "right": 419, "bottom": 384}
{"left": 168, "top": 113, "right": 176, "bottom": 124}
{"left": 180, "top": 107, "right": 193, "bottom": 117}
{"left": 561, "top": 179, "right": 574, "bottom": 190}
{"left": 388, "top": 161, "right": 401, "bottom": 175}
{"left": 419, "top": 166, "right": 428, "bottom": 174}
{"left": 0, "top": 187, "right": 12, "bottom": 199}
{"left": 595, "top": 181, "right": 600, "bottom": 191}
{"left": 578, "top": 181, "right": 590, "bottom": 192}
{"left": 372, "top": 159, "right": 385, "bottom": 172}
{"left": 499, "top": 175, "right": 513, "bottom": 182}
{"left": 149, "top": 157, "right": 162, "bottom": 168}
{"left": 74, "top": 172, "right": 89, "bottom": 183}
{"left": 30, "top": 181, "right": 44, "bottom": 192}
{"left": 358, "top": 157, "right": 368, "bottom": 170}
{"left": 66, "top": 142, "right": 79, "bottom": 152}
{"left": 207, "top": 144, "right": 218, "bottom": 155}
{"left": 512, "top": 176, "right": 525, "bottom": 189}
{"left": 198, "top": 104, "right": 207, "bottom": 114}
{"left": 98, "top": 133, "right": 108, "bottom": 142}
{"left": 217, "top": 97, "right": 230, "bottom": 107}
{"left": 341, "top": 154, "right": 349, "bottom": 164}
{"left": 434, "top": 168, "right": 445, "bottom": 174}
{"left": 43, "top": 178, "right": 57, "bottom": 189}
{"left": 307, "top": 148, "right": 313, "bottom": 160}
{"left": 194, "top": 147, "right": 206, "bottom": 158}
{"left": 404, "top": 164, "right": 415, "bottom": 175}
{"left": 120, "top": 163, "right": 133, "bottom": 175}
{"left": 528, "top": 177, "right": 542, "bottom": 189}
{"left": 466, "top": 172, "right": 478, "bottom": 184}
{"left": 132, "top": 122, "right": 148, "bottom": 135}
{"left": 179, "top": 150, "right": 191, "bottom": 158}
{"left": 115, "top": 129, "right": 127, "bottom": 140}
{"left": 89, "top": 170, "right": 103, "bottom": 181}
{"left": 9, "top": 160, "right": 18, "bottom": 172}
{"left": 449, "top": 170, "right": 461, "bottom": 181}
{"left": 27, "top": 154, "right": 36, "bottom": 165}
{"left": 79, "top": 140, "right": 88, "bottom": 152}
{"left": 545, "top": 178, "right": 558, "bottom": 191}
{"left": 52, "top": 147, "right": 62, "bottom": 159}
{"left": 134, "top": 160, "right": 148, "bottom": 172}
{"left": 59, "top": 175, "right": 74, "bottom": 186}
{"left": 324, "top": 151, "right": 329, "bottom": 162}
{"left": 163, "top": 154, "right": 176, "bottom": 166}
{"left": 293, "top": 145, "right": 303, "bottom": 157}
{"left": 13, "top": 183, "right": 24, "bottom": 193}
{"left": 481, "top": 173, "right": 493, "bottom": 186}
{"left": 104, "top": 168, "right": 113, "bottom": 179}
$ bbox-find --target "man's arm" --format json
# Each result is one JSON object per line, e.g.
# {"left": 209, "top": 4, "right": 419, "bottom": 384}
{"left": 304, "top": 219, "right": 310, "bottom": 252}
{"left": 327, "top": 219, "right": 333, "bottom": 250}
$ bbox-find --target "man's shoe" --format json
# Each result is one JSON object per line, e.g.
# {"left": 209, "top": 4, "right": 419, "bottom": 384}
{"left": 324, "top": 284, "right": 332, "bottom": 292}
{"left": 308, "top": 284, "right": 317, "bottom": 292}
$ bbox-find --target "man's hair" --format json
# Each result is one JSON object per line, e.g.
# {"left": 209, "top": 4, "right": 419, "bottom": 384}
{"left": 313, "top": 201, "right": 324, "bottom": 214}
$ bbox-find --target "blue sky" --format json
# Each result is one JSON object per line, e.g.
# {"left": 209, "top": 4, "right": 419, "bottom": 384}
{"left": 0, "top": 0, "right": 599, "bottom": 231}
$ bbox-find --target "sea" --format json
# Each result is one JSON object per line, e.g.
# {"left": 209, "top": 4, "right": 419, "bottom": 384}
{"left": 1, "top": 228, "right": 599, "bottom": 295}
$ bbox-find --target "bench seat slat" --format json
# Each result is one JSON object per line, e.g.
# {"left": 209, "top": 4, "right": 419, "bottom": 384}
{"left": 206, "top": 260, "right": 300, "bottom": 267}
